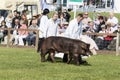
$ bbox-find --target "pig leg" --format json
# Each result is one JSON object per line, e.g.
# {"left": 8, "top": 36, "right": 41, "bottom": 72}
{"left": 50, "top": 52, "right": 56, "bottom": 63}
{"left": 73, "top": 53, "right": 79, "bottom": 65}
{"left": 40, "top": 50, "right": 46, "bottom": 62}
{"left": 67, "top": 53, "right": 73, "bottom": 64}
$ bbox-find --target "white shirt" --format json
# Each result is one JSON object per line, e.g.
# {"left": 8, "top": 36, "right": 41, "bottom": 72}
{"left": 38, "top": 15, "right": 49, "bottom": 38}
{"left": 107, "top": 17, "right": 118, "bottom": 32}
{"left": 0, "top": 16, "right": 4, "bottom": 26}
{"left": 13, "top": 25, "right": 19, "bottom": 35}
{"left": 97, "top": 30, "right": 106, "bottom": 40}
{"left": 5, "top": 17, "right": 12, "bottom": 28}
{"left": 64, "top": 19, "right": 82, "bottom": 39}
{"left": 46, "top": 18, "right": 58, "bottom": 37}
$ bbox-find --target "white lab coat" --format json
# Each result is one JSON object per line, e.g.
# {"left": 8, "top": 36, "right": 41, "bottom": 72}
{"left": 38, "top": 15, "right": 49, "bottom": 38}
{"left": 80, "top": 35, "right": 99, "bottom": 50}
{"left": 80, "top": 35, "right": 99, "bottom": 55}
{"left": 64, "top": 19, "right": 82, "bottom": 39}
{"left": 46, "top": 18, "right": 58, "bottom": 37}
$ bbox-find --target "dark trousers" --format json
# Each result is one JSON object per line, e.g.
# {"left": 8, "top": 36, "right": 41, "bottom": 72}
{"left": 37, "top": 38, "right": 45, "bottom": 52}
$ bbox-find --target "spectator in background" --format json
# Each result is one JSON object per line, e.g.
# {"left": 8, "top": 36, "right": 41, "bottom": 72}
{"left": 93, "top": 13, "right": 101, "bottom": 27}
{"left": 22, "top": 10, "right": 27, "bottom": 16}
{"left": 57, "top": 13, "right": 66, "bottom": 27}
{"left": 16, "top": 12, "right": 21, "bottom": 20}
{"left": 58, "top": 13, "right": 66, "bottom": 23}
{"left": 86, "top": 21, "right": 96, "bottom": 39}
{"left": 83, "top": 0, "right": 89, "bottom": 11}
{"left": 0, "top": 20, "right": 8, "bottom": 43}
{"left": 13, "top": 10, "right": 17, "bottom": 18}
{"left": 63, "top": 9, "right": 71, "bottom": 22}
{"left": 18, "top": 22, "right": 28, "bottom": 46}
{"left": 107, "top": 12, "right": 118, "bottom": 32}
{"left": 83, "top": 0, "right": 88, "bottom": 6}
{"left": 87, "top": 21, "right": 96, "bottom": 32}
{"left": 12, "top": 19, "right": 21, "bottom": 29}
{"left": 95, "top": 25, "right": 106, "bottom": 50}
{"left": 82, "top": 12, "right": 92, "bottom": 32}
{"left": 97, "top": 16, "right": 106, "bottom": 32}
{"left": 103, "top": 23, "right": 113, "bottom": 49}
{"left": 0, "top": 14, "right": 4, "bottom": 26}
{"left": 113, "top": 24, "right": 120, "bottom": 33}
{"left": 29, "top": 14, "right": 42, "bottom": 27}
{"left": 26, "top": 19, "right": 38, "bottom": 46}
{"left": 46, "top": 12, "right": 58, "bottom": 37}
{"left": 20, "top": 14, "right": 28, "bottom": 27}
{"left": 58, "top": 22, "right": 68, "bottom": 35}
{"left": 10, "top": 19, "right": 21, "bottom": 45}
{"left": 108, "top": 25, "right": 120, "bottom": 50}
{"left": 5, "top": 13, "right": 13, "bottom": 28}
{"left": 12, "top": 10, "right": 19, "bottom": 27}
{"left": 98, "top": 25, "right": 106, "bottom": 40}
{"left": 29, "top": 16, "right": 37, "bottom": 26}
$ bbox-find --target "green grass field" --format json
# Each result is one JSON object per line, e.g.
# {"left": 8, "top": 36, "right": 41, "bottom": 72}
{"left": 0, "top": 47, "right": 120, "bottom": 80}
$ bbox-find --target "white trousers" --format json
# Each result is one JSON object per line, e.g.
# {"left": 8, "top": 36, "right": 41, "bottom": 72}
{"left": 18, "top": 35, "right": 27, "bottom": 46}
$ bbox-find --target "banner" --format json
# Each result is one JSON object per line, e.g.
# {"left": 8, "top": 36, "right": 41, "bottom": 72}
{"left": 68, "top": 0, "right": 83, "bottom": 5}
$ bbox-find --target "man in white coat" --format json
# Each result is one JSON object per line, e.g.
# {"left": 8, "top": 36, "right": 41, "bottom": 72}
{"left": 63, "top": 14, "right": 87, "bottom": 63}
{"left": 38, "top": 8, "right": 50, "bottom": 38}
{"left": 46, "top": 12, "right": 58, "bottom": 37}
{"left": 45, "top": 12, "right": 60, "bottom": 60}
{"left": 38, "top": 8, "right": 49, "bottom": 48}
{"left": 64, "top": 13, "right": 98, "bottom": 55}
{"left": 64, "top": 14, "right": 83, "bottom": 39}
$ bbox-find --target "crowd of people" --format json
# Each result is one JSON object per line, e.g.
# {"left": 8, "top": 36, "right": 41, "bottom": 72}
{"left": 0, "top": 10, "right": 39, "bottom": 46}
{"left": 0, "top": 8, "right": 120, "bottom": 51}
{"left": 0, "top": 9, "right": 71, "bottom": 46}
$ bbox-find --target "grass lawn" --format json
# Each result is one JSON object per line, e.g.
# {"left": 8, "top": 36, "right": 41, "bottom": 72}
{"left": 0, "top": 47, "right": 120, "bottom": 80}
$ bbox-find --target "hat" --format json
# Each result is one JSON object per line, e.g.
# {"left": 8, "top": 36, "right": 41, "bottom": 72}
{"left": 101, "top": 25, "right": 105, "bottom": 28}
{"left": 43, "top": 8, "right": 49, "bottom": 15}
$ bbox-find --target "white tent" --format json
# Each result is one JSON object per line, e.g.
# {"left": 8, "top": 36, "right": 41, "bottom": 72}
{"left": 114, "top": 0, "right": 120, "bottom": 13}
{"left": 0, "top": 0, "right": 14, "bottom": 10}
{"left": 0, "top": 0, "right": 41, "bottom": 13}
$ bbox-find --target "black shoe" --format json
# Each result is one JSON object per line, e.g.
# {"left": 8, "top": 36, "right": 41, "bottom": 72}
{"left": 79, "top": 60, "right": 88, "bottom": 64}
{"left": 63, "top": 54, "right": 68, "bottom": 63}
